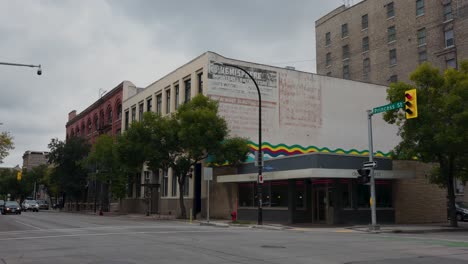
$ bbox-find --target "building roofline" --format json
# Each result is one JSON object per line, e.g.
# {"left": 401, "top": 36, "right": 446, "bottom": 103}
{"left": 66, "top": 81, "right": 127, "bottom": 127}
{"left": 315, "top": 1, "right": 368, "bottom": 27}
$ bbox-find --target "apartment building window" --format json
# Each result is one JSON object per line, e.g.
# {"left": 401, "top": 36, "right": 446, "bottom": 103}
{"left": 175, "top": 84, "right": 180, "bottom": 109}
{"left": 183, "top": 176, "right": 189, "bottom": 196}
{"left": 388, "top": 26, "right": 396, "bottom": 42}
{"left": 418, "top": 50, "right": 427, "bottom": 63}
{"left": 162, "top": 170, "right": 168, "bottom": 197}
{"left": 445, "top": 29, "right": 454, "bottom": 47}
{"left": 342, "top": 45, "right": 350, "bottom": 60}
{"left": 87, "top": 119, "right": 92, "bottom": 134}
{"left": 416, "top": 0, "right": 425, "bottom": 16}
{"left": 94, "top": 115, "right": 99, "bottom": 131}
{"left": 326, "top": 52, "right": 332, "bottom": 66}
{"left": 124, "top": 111, "right": 129, "bottom": 130}
{"left": 362, "top": 36, "right": 369, "bottom": 52}
{"left": 363, "top": 58, "right": 371, "bottom": 78}
{"left": 325, "top": 32, "right": 331, "bottom": 46}
{"left": 156, "top": 94, "right": 162, "bottom": 114}
{"left": 166, "top": 89, "right": 171, "bottom": 113}
{"left": 146, "top": 97, "right": 152, "bottom": 112}
{"left": 389, "top": 49, "right": 397, "bottom": 65}
{"left": 389, "top": 75, "right": 398, "bottom": 83}
{"left": 107, "top": 106, "right": 113, "bottom": 124}
{"left": 184, "top": 79, "right": 191, "bottom": 103}
{"left": 138, "top": 102, "right": 144, "bottom": 121}
{"left": 131, "top": 106, "right": 136, "bottom": 122}
{"left": 198, "top": 72, "right": 203, "bottom": 94}
{"left": 117, "top": 103, "right": 122, "bottom": 120}
{"left": 417, "top": 28, "right": 426, "bottom": 46}
{"left": 444, "top": 2, "right": 453, "bottom": 21}
{"left": 341, "top": 23, "right": 348, "bottom": 38}
{"left": 343, "top": 61, "right": 350, "bottom": 79}
{"left": 446, "top": 58, "right": 457, "bottom": 68}
{"left": 171, "top": 174, "right": 177, "bottom": 196}
{"left": 362, "top": 14, "right": 368, "bottom": 30}
{"left": 387, "top": 2, "right": 395, "bottom": 18}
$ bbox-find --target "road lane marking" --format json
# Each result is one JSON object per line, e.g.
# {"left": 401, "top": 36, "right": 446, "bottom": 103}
{"left": 14, "top": 220, "right": 42, "bottom": 230}
{"left": 0, "top": 229, "right": 244, "bottom": 241}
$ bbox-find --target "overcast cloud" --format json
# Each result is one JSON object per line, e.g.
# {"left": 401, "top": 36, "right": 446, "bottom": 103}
{"left": 0, "top": 0, "right": 351, "bottom": 167}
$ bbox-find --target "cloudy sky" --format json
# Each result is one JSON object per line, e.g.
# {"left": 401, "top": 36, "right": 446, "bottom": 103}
{"left": 0, "top": 0, "right": 353, "bottom": 167}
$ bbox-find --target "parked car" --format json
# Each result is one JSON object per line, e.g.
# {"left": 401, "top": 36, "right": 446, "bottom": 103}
{"left": 36, "top": 200, "right": 49, "bottom": 210}
{"left": 1, "top": 201, "right": 21, "bottom": 215}
{"left": 22, "top": 200, "right": 39, "bottom": 212}
{"left": 0, "top": 200, "right": 5, "bottom": 211}
{"left": 456, "top": 201, "right": 468, "bottom": 221}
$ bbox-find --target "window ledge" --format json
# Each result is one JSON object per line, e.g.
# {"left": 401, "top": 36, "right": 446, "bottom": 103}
{"left": 387, "top": 40, "right": 396, "bottom": 45}
{"left": 361, "top": 28, "right": 368, "bottom": 32}
{"left": 416, "top": 13, "right": 425, "bottom": 18}
{"left": 342, "top": 58, "right": 350, "bottom": 62}
{"left": 417, "top": 43, "right": 427, "bottom": 48}
{"left": 443, "top": 18, "right": 454, "bottom": 24}
{"left": 389, "top": 63, "right": 397, "bottom": 68}
{"left": 325, "top": 44, "right": 331, "bottom": 48}
{"left": 326, "top": 65, "right": 332, "bottom": 68}
{"left": 341, "top": 36, "right": 349, "bottom": 40}
{"left": 362, "top": 50, "right": 369, "bottom": 55}
{"left": 387, "top": 16, "right": 395, "bottom": 20}
{"left": 445, "top": 45, "right": 455, "bottom": 50}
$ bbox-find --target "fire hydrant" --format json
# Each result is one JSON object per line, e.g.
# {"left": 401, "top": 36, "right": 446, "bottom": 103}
{"left": 231, "top": 211, "right": 237, "bottom": 222}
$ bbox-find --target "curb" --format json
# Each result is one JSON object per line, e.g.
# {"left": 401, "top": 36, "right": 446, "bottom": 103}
{"left": 348, "top": 227, "right": 468, "bottom": 234}
{"left": 198, "top": 221, "right": 286, "bottom": 230}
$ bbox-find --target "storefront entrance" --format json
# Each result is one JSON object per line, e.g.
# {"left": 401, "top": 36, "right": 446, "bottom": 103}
{"left": 314, "top": 187, "right": 327, "bottom": 222}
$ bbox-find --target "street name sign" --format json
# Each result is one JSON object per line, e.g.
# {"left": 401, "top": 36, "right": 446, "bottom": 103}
{"left": 372, "top": 101, "right": 404, "bottom": 114}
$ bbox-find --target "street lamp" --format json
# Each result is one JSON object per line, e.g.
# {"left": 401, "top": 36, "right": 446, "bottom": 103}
{"left": 218, "top": 62, "right": 263, "bottom": 225}
{"left": 0, "top": 62, "right": 42, "bottom": 75}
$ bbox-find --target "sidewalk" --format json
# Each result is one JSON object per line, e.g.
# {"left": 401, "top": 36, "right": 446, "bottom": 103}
{"left": 347, "top": 222, "right": 468, "bottom": 234}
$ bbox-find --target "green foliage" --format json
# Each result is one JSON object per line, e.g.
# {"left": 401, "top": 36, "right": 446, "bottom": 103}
{"left": 48, "top": 137, "right": 91, "bottom": 202}
{"left": 0, "top": 132, "right": 14, "bottom": 164}
{"left": 383, "top": 61, "right": 468, "bottom": 226}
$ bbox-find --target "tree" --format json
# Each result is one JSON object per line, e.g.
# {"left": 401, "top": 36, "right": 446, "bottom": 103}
{"left": 383, "top": 62, "right": 468, "bottom": 227}
{"left": 121, "top": 94, "right": 250, "bottom": 218}
{"left": 48, "top": 137, "right": 91, "bottom": 208}
{"left": 0, "top": 132, "right": 14, "bottom": 164}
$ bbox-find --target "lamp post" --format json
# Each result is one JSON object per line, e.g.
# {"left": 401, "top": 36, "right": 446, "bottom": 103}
{"left": 0, "top": 62, "right": 42, "bottom": 75}
{"left": 219, "top": 63, "right": 263, "bottom": 225}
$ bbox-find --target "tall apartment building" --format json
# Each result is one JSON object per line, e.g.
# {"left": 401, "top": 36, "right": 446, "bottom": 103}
{"left": 316, "top": 0, "right": 468, "bottom": 85}
{"left": 22, "top": 151, "right": 49, "bottom": 171}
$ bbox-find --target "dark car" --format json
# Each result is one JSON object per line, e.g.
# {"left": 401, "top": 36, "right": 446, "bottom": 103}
{"left": 456, "top": 201, "right": 468, "bottom": 221}
{"left": 36, "top": 200, "right": 49, "bottom": 210}
{"left": 1, "top": 201, "right": 21, "bottom": 215}
{"left": 0, "top": 200, "right": 5, "bottom": 211}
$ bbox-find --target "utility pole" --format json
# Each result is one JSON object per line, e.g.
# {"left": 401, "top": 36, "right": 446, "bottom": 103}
{"left": 367, "top": 110, "right": 378, "bottom": 231}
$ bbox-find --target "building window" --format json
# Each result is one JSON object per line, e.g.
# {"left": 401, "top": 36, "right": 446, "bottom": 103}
{"left": 389, "top": 75, "right": 398, "bottom": 83}
{"left": 341, "top": 23, "right": 348, "bottom": 38}
{"left": 94, "top": 115, "right": 99, "bottom": 131}
{"left": 131, "top": 106, "right": 136, "bottom": 122}
{"left": 87, "top": 119, "right": 92, "bottom": 134}
{"left": 171, "top": 173, "right": 177, "bottom": 197}
{"left": 418, "top": 50, "right": 427, "bottom": 63}
{"left": 446, "top": 58, "right": 457, "bottom": 68}
{"left": 326, "top": 52, "right": 332, "bottom": 66}
{"left": 376, "top": 182, "right": 393, "bottom": 208}
{"left": 198, "top": 72, "right": 203, "bottom": 94}
{"left": 175, "top": 84, "right": 179, "bottom": 110}
{"left": 416, "top": 0, "right": 425, "bottom": 16}
{"left": 184, "top": 79, "right": 191, "bottom": 103}
{"left": 340, "top": 180, "right": 352, "bottom": 208}
{"left": 156, "top": 94, "right": 162, "bottom": 115}
{"left": 183, "top": 176, "right": 189, "bottom": 197}
{"left": 270, "top": 181, "right": 288, "bottom": 207}
{"left": 444, "top": 2, "right": 453, "bottom": 21}
{"left": 387, "top": 26, "right": 396, "bottom": 42}
{"left": 162, "top": 170, "right": 168, "bottom": 197}
{"left": 107, "top": 106, "right": 112, "bottom": 124}
{"left": 445, "top": 29, "right": 454, "bottom": 47}
{"left": 363, "top": 58, "right": 370, "bottom": 78}
{"left": 343, "top": 61, "right": 350, "bottom": 79}
{"left": 361, "top": 14, "right": 368, "bottom": 30}
{"left": 417, "top": 28, "right": 426, "bottom": 46}
{"left": 342, "top": 45, "right": 349, "bottom": 59}
{"left": 138, "top": 103, "right": 143, "bottom": 122}
{"left": 362, "top": 36, "right": 369, "bottom": 52}
{"left": 124, "top": 111, "right": 129, "bottom": 130}
{"left": 239, "top": 183, "right": 255, "bottom": 207}
{"left": 117, "top": 103, "right": 122, "bottom": 120}
{"left": 166, "top": 89, "right": 171, "bottom": 113}
{"left": 325, "top": 32, "right": 331, "bottom": 46}
{"left": 146, "top": 97, "right": 152, "bottom": 112}
{"left": 387, "top": 2, "right": 395, "bottom": 18}
{"left": 389, "top": 49, "right": 397, "bottom": 65}
{"left": 99, "top": 111, "right": 104, "bottom": 129}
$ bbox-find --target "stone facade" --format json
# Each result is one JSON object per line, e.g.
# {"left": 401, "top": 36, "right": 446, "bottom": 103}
{"left": 316, "top": 0, "right": 468, "bottom": 86}
{"left": 22, "top": 151, "right": 49, "bottom": 171}
{"left": 393, "top": 160, "right": 447, "bottom": 224}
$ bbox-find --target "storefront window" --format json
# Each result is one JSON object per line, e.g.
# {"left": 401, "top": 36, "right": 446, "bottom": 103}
{"left": 254, "top": 182, "right": 271, "bottom": 207}
{"left": 270, "top": 181, "right": 288, "bottom": 207}
{"left": 357, "top": 184, "right": 370, "bottom": 208}
{"left": 239, "top": 183, "right": 254, "bottom": 207}
{"left": 376, "top": 181, "right": 393, "bottom": 208}
{"left": 296, "top": 180, "right": 305, "bottom": 208}
{"left": 340, "top": 180, "right": 352, "bottom": 208}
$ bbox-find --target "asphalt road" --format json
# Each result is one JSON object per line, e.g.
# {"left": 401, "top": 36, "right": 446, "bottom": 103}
{"left": 1, "top": 211, "right": 468, "bottom": 264}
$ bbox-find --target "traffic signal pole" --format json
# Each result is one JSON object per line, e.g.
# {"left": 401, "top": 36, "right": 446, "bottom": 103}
{"left": 367, "top": 110, "right": 378, "bottom": 231}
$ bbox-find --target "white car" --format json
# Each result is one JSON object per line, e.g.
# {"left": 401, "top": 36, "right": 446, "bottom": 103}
{"left": 22, "top": 200, "right": 39, "bottom": 212}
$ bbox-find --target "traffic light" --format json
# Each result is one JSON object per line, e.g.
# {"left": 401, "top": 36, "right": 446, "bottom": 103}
{"left": 404, "top": 89, "right": 418, "bottom": 119}
{"left": 357, "top": 169, "right": 370, "bottom": 184}
{"left": 16, "top": 170, "right": 22, "bottom": 181}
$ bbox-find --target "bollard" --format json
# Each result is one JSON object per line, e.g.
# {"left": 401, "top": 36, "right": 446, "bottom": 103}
{"left": 189, "top": 208, "right": 192, "bottom": 224}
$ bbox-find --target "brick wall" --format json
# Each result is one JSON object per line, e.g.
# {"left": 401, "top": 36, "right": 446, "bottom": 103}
{"left": 393, "top": 160, "right": 447, "bottom": 224}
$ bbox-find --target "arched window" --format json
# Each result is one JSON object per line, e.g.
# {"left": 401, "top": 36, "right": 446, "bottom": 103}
{"left": 94, "top": 114, "right": 99, "bottom": 131}
{"left": 116, "top": 100, "right": 122, "bottom": 120}
{"left": 107, "top": 105, "right": 113, "bottom": 124}
{"left": 71, "top": 128, "right": 75, "bottom": 137}
{"left": 99, "top": 110, "right": 105, "bottom": 129}
{"left": 81, "top": 122, "right": 85, "bottom": 136}
{"left": 87, "top": 118, "right": 92, "bottom": 134}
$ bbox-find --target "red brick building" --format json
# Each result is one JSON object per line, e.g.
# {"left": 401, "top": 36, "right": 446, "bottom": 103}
{"left": 66, "top": 81, "right": 137, "bottom": 143}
